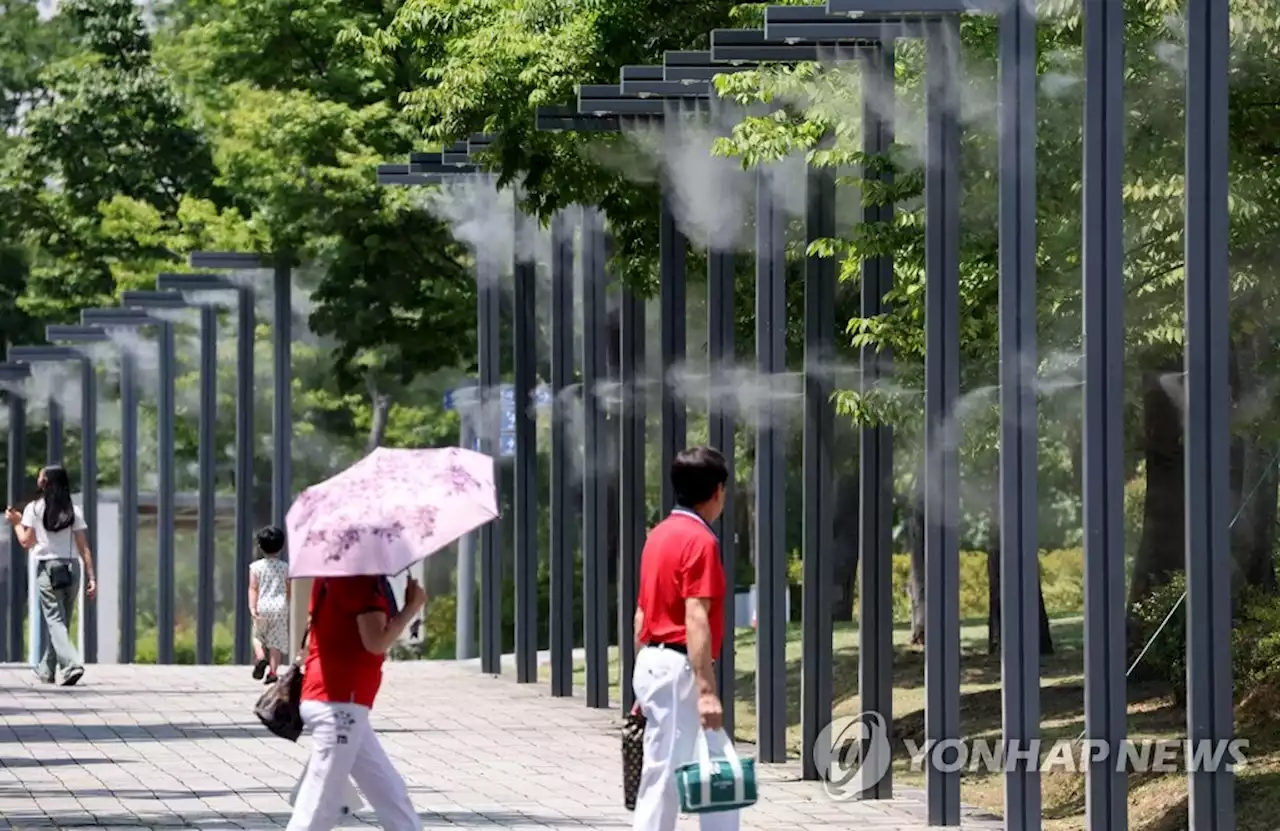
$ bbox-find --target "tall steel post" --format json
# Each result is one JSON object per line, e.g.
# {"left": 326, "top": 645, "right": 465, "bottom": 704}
{"left": 1184, "top": 0, "right": 1234, "bottom": 823}
{"left": 708, "top": 246, "right": 736, "bottom": 733}
{"left": 659, "top": 191, "right": 687, "bottom": 513}
{"left": 800, "top": 154, "right": 836, "bottom": 781}
{"left": 513, "top": 209, "right": 540, "bottom": 684}
{"left": 156, "top": 321, "right": 177, "bottom": 665}
{"left": 272, "top": 263, "right": 292, "bottom": 540}
{"left": 581, "top": 209, "right": 610, "bottom": 708}
{"left": 1082, "top": 0, "right": 1127, "bottom": 824}
{"left": 39, "top": 399, "right": 62, "bottom": 655}
{"left": 859, "top": 41, "right": 896, "bottom": 800}
{"left": 755, "top": 166, "right": 788, "bottom": 763}
{"left": 456, "top": 412, "right": 477, "bottom": 660}
{"left": 6, "top": 393, "right": 26, "bottom": 660}
{"left": 549, "top": 210, "right": 576, "bottom": 696}
{"left": 196, "top": 305, "right": 218, "bottom": 665}
{"left": 47, "top": 401, "right": 63, "bottom": 464}
{"left": 119, "top": 350, "right": 139, "bottom": 664}
{"left": 80, "top": 360, "right": 98, "bottom": 663}
{"left": 998, "top": 0, "right": 1042, "bottom": 824}
{"left": 234, "top": 288, "right": 255, "bottom": 664}
{"left": 476, "top": 234, "right": 503, "bottom": 676}
{"left": 619, "top": 282, "right": 647, "bottom": 714}
{"left": 924, "top": 17, "right": 962, "bottom": 826}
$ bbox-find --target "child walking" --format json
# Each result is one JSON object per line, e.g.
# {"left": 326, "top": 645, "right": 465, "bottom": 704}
{"left": 249, "top": 525, "right": 290, "bottom": 683}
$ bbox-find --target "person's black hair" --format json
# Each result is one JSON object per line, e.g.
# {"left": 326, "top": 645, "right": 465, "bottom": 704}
{"left": 670, "top": 446, "right": 729, "bottom": 509}
{"left": 256, "top": 525, "right": 285, "bottom": 555}
{"left": 40, "top": 465, "right": 76, "bottom": 533}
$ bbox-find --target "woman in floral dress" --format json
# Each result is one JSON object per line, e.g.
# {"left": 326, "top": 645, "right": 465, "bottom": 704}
{"left": 250, "top": 525, "right": 291, "bottom": 683}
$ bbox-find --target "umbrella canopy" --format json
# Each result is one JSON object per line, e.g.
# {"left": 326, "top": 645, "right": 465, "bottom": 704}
{"left": 286, "top": 446, "right": 498, "bottom": 578}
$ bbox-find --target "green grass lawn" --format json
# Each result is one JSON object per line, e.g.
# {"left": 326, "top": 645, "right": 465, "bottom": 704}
{"left": 570, "top": 616, "right": 1280, "bottom": 831}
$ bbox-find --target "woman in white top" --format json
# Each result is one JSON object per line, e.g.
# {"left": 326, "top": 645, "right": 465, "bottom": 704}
{"left": 4, "top": 465, "right": 96, "bottom": 686}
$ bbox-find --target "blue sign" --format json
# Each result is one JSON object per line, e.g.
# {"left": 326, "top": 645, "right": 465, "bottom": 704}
{"left": 444, "top": 382, "right": 553, "bottom": 412}
{"left": 470, "top": 433, "right": 517, "bottom": 458}
{"left": 446, "top": 381, "right": 551, "bottom": 461}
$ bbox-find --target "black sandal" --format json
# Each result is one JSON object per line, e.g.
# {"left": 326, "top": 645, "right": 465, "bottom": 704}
{"left": 263, "top": 672, "right": 278, "bottom": 684}
{"left": 252, "top": 658, "right": 268, "bottom": 680}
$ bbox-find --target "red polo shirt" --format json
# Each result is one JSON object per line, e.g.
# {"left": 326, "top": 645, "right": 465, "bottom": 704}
{"left": 300, "top": 576, "right": 392, "bottom": 709}
{"left": 636, "top": 511, "right": 727, "bottom": 658}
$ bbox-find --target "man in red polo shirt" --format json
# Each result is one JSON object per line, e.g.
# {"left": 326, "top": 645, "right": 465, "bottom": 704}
{"left": 632, "top": 446, "right": 738, "bottom": 831}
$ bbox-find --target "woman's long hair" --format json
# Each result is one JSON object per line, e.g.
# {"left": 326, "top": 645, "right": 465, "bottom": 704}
{"left": 40, "top": 466, "right": 76, "bottom": 533}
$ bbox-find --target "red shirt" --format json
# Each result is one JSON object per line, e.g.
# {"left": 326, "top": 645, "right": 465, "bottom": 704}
{"left": 636, "top": 511, "right": 727, "bottom": 658}
{"left": 300, "top": 577, "right": 392, "bottom": 708}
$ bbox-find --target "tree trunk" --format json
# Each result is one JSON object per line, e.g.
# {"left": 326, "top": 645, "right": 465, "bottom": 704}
{"left": 1038, "top": 580, "right": 1054, "bottom": 655}
{"left": 1126, "top": 364, "right": 1187, "bottom": 644}
{"left": 986, "top": 491, "right": 1054, "bottom": 656}
{"left": 365, "top": 373, "right": 392, "bottom": 453}
{"left": 907, "top": 476, "right": 926, "bottom": 645}
{"left": 832, "top": 472, "right": 860, "bottom": 621}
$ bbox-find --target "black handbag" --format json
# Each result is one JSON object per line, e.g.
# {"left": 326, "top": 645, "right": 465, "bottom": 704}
{"left": 622, "top": 709, "right": 646, "bottom": 810}
{"left": 47, "top": 561, "right": 74, "bottom": 591}
{"left": 254, "top": 583, "right": 325, "bottom": 742}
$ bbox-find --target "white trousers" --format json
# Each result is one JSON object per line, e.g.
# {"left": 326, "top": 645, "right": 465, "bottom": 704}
{"left": 287, "top": 701, "right": 421, "bottom": 831}
{"left": 632, "top": 646, "right": 740, "bottom": 831}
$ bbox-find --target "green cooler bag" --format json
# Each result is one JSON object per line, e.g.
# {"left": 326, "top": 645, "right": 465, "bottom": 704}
{"left": 675, "top": 729, "right": 757, "bottom": 814}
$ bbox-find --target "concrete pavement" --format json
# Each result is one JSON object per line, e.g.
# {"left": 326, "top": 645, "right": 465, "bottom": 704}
{"left": 0, "top": 662, "right": 1003, "bottom": 829}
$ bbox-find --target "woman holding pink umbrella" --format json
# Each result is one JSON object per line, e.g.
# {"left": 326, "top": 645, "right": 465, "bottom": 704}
{"left": 286, "top": 572, "right": 426, "bottom": 831}
{"left": 284, "top": 446, "right": 499, "bottom": 831}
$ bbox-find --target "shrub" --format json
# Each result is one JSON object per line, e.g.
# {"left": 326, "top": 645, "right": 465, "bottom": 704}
{"left": 1126, "top": 572, "right": 1187, "bottom": 703}
{"left": 1232, "top": 589, "right": 1280, "bottom": 725}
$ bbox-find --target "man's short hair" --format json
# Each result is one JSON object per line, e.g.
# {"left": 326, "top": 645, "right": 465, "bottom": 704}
{"left": 256, "top": 525, "right": 286, "bottom": 554}
{"left": 671, "top": 446, "right": 729, "bottom": 508}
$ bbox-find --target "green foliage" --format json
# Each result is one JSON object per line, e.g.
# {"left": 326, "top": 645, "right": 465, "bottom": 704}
{"left": 134, "top": 622, "right": 237, "bottom": 665}
{"left": 1234, "top": 589, "right": 1280, "bottom": 724}
{"left": 1127, "top": 573, "right": 1188, "bottom": 703}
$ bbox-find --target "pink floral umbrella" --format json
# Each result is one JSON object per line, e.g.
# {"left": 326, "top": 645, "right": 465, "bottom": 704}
{"left": 286, "top": 446, "right": 498, "bottom": 578}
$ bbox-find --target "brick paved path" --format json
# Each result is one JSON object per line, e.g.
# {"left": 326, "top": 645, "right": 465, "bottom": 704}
{"left": 0, "top": 662, "right": 1002, "bottom": 829}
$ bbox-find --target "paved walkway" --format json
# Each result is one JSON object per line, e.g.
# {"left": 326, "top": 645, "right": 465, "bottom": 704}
{"left": 0, "top": 662, "right": 1002, "bottom": 830}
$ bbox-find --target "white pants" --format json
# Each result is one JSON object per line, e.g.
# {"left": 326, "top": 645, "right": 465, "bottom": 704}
{"left": 287, "top": 701, "right": 421, "bottom": 831}
{"left": 632, "top": 646, "right": 740, "bottom": 831}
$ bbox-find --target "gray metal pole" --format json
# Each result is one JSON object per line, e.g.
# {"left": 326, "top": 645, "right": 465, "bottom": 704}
{"left": 234, "top": 287, "right": 254, "bottom": 664}
{"left": 858, "top": 40, "right": 896, "bottom": 801}
{"left": 157, "top": 321, "right": 176, "bottom": 665}
{"left": 456, "top": 412, "right": 477, "bottom": 660}
{"left": 272, "top": 263, "right": 292, "bottom": 539}
{"left": 47, "top": 400, "right": 63, "bottom": 464}
{"left": 477, "top": 242, "right": 503, "bottom": 676}
{"left": 81, "top": 360, "right": 98, "bottom": 664}
{"left": 196, "top": 305, "right": 218, "bottom": 665}
{"left": 7, "top": 394, "right": 25, "bottom": 660}
{"left": 619, "top": 283, "right": 646, "bottom": 714}
{"left": 708, "top": 247, "right": 736, "bottom": 734}
{"left": 120, "top": 350, "right": 139, "bottom": 664}
{"left": 659, "top": 190, "right": 687, "bottom": 514}
{"left": 1082, "top": 0, "right": 1127, "bottom": 823}
{"left": 924, "top": 17, "right": 962, "bottom": 825}
{"left": 998, "top": 0, "right": 1042, "bottom": 825}
{"left": 513, "top": 209, "right": 539, "bottom": 684}
{"left": 800, "top": 154, "right": 836, "bottom": 781}
{"left": 581, "top": 208, "right": 609, "bottom": 708}
{"left": 549, "top": 210, "right": 576, "bottom": 697}
{"left": 1184, "top": 0, "right": 1233, "bottom": 823}
{"left": 755, "top": 166, "right": 788, "bottom": 763}
{"left": 41, "top": 398, "right": 62, "bottom": 656}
